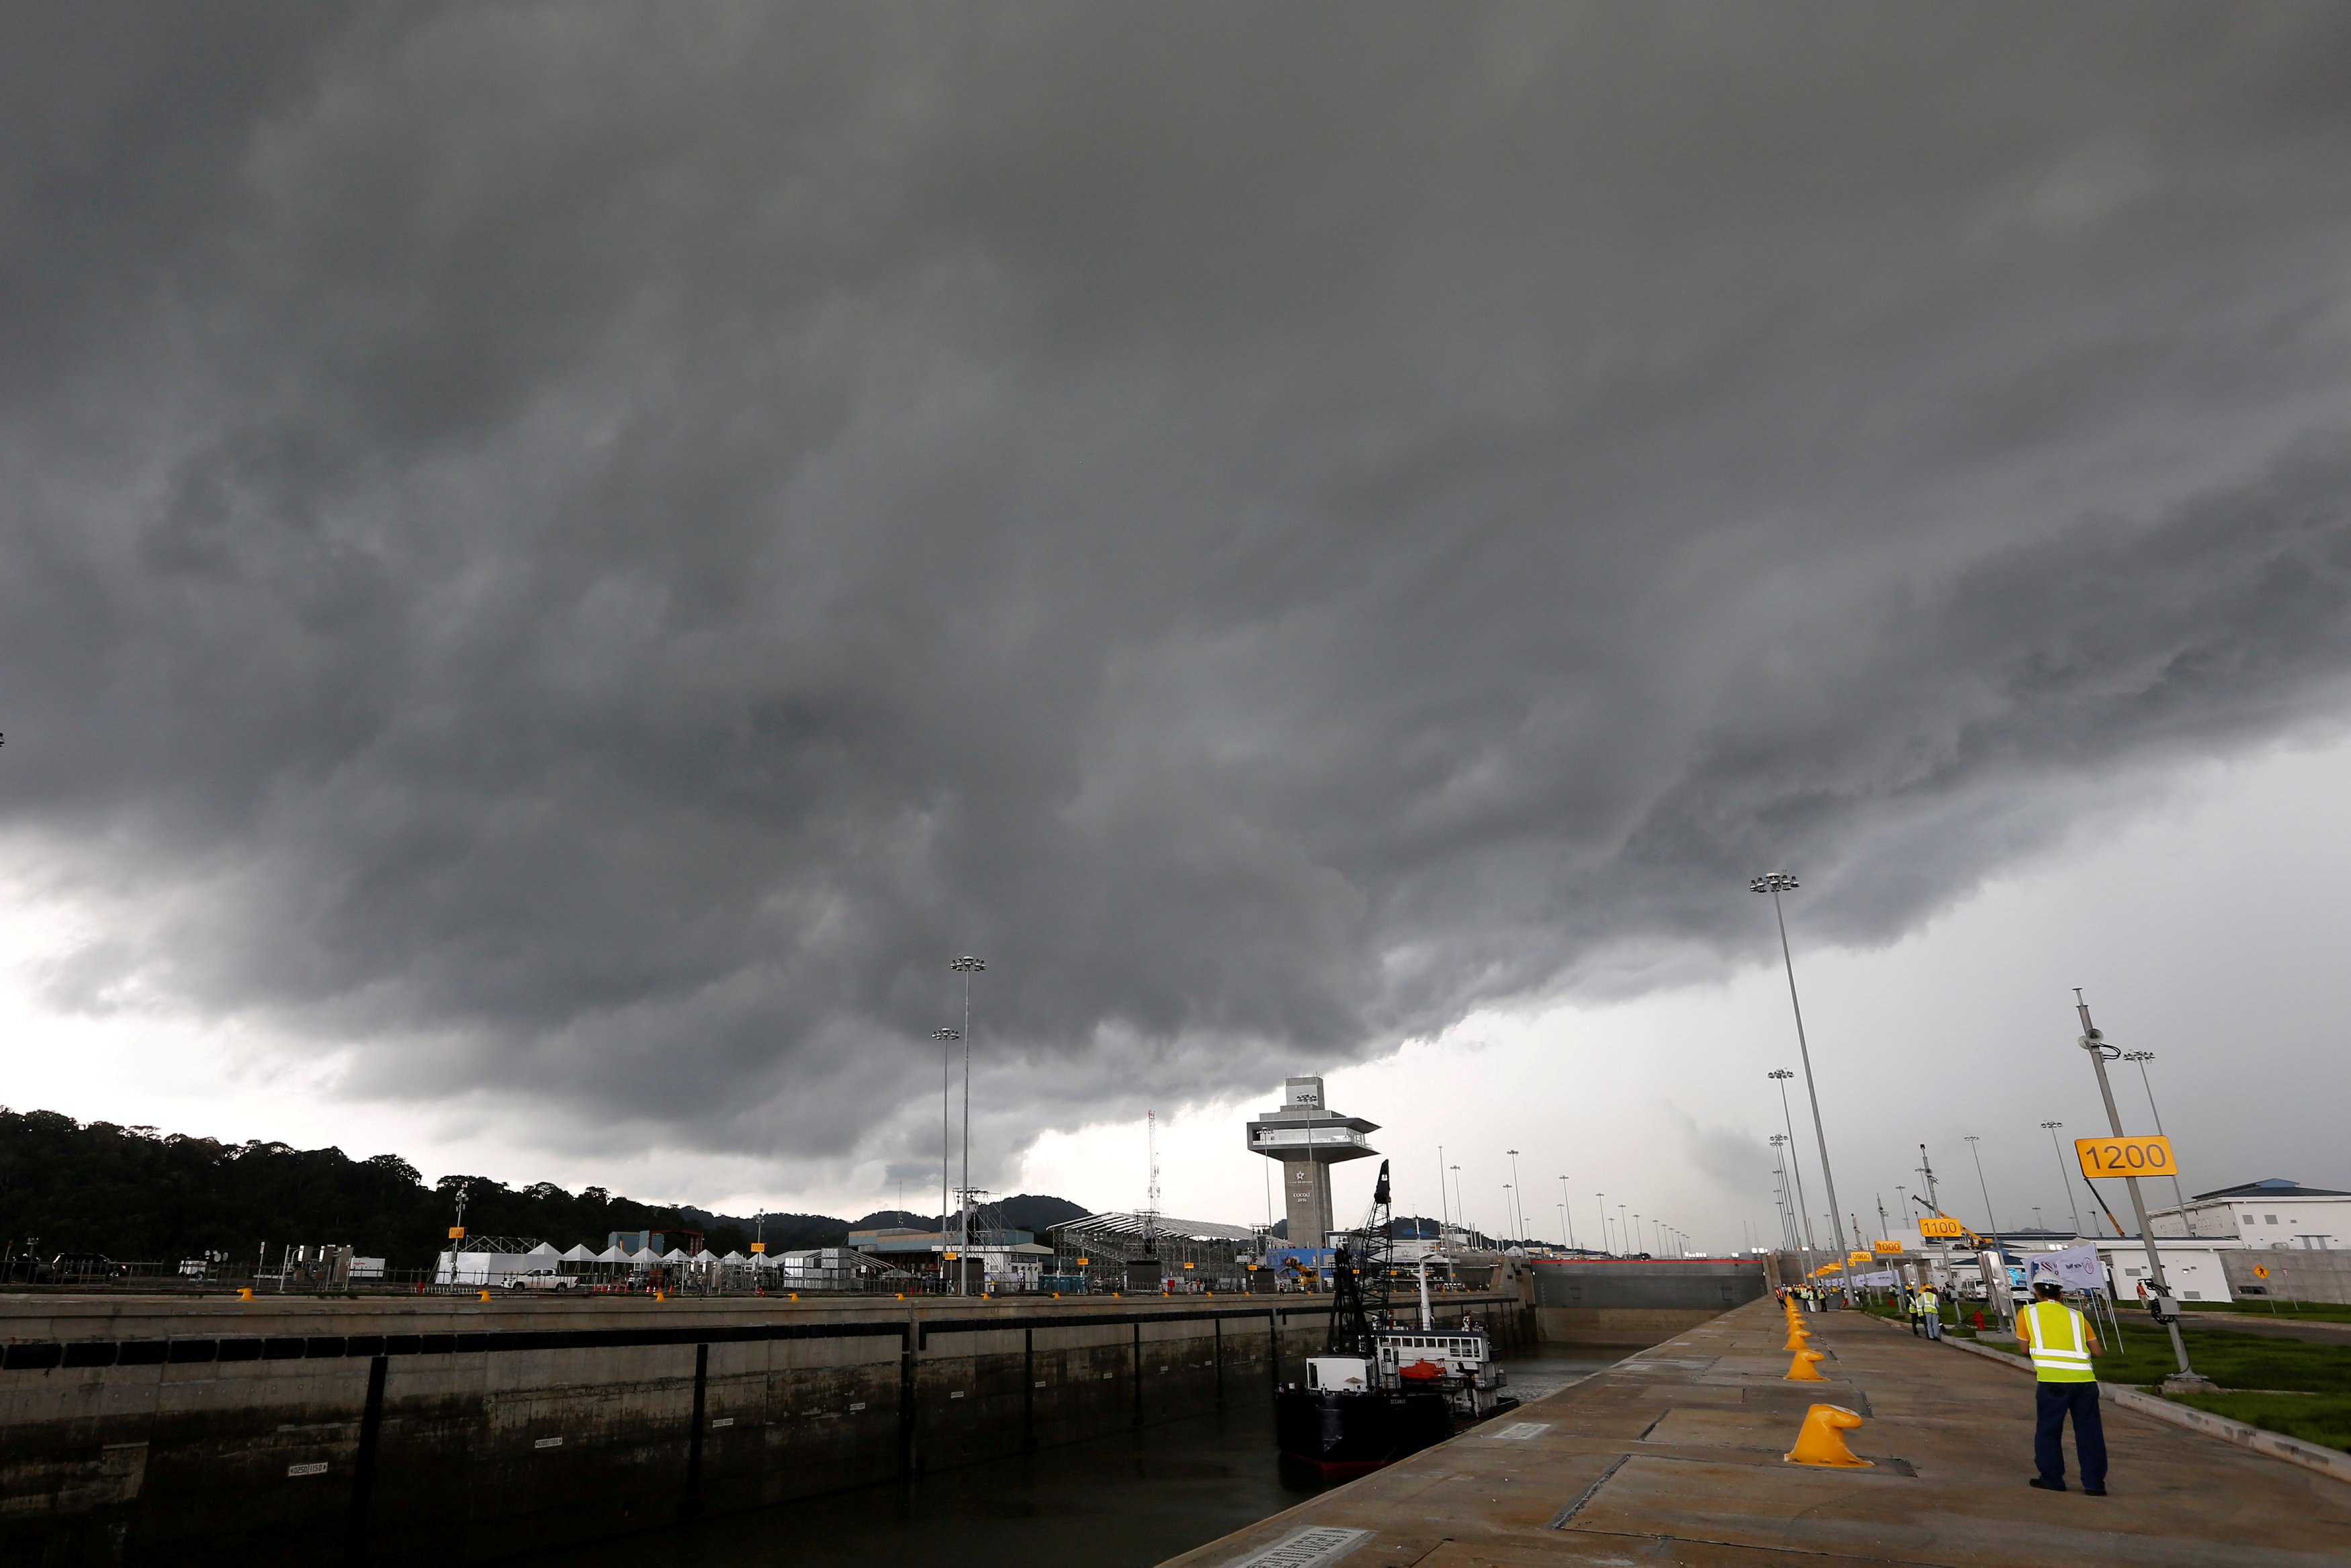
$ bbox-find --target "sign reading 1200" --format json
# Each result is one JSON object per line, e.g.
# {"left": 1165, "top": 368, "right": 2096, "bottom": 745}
{"left": 2074, "top": 1134, "right": 2176, "bottom": 1179}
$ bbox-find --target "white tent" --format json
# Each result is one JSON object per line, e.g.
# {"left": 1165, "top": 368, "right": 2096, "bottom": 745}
{"left": 525, "top": 1242, "right": 560, "bottom": 1258}
{"left": 597, "top": 1245, "right": 631, "bottom": 1264}
{"left": 720, "top": 1251, "right": 748, "bottom": 1264}
{"left": 660, "top": 1248, "right": 694, "bottom": 1264}
{"left": 559, "top": 1244, "right": 598, "bottom": 1262}
{"left": 629, "top": 1248, "right": 664, "bottom": 1266}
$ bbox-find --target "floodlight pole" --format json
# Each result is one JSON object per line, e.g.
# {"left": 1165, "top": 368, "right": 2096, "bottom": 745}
{"left": 2042, "top": 1122, "right": 2084, "bottom": 1236}
{"left": 1769, "top": 1072, "right": 1816, "bottom": 1279}
{"left": 933, "top": 1027, "right": 959, "bottom": 1287}
{"left": 1558, "top": 1175, "right": 1576, "bottom": 1250}
{"left": 2076, "top": 991, "right": 2207, "bottom": 1389}
{"left": 1963, "top": 1136, "right": 2002, "bottom": 1242}
{"left": 1753, "top": 872, "right": 1853, "bottom": 1301}
{"left": 951, "top": 957, "right": 985, "bottom": 1295}
{"left": 1771, "top": 1139, "right": 1799, "bottom": 1252}
{"left": 2122, "top": 1051, "right": 2194, "bottom": 1234}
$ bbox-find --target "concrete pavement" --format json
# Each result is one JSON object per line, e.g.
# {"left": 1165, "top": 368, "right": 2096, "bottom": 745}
{"left": 1161, "top": 1295, "right": 2351, "bottom": 1567}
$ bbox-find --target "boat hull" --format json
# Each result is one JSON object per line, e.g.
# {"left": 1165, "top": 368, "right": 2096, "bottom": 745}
{"left": 1275, "top": 1387, "right": 1456, "bottom": 1475}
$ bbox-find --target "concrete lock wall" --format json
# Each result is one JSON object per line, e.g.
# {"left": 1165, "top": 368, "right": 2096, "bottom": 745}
{"left": 2223, "top": 1249, "right": 2351, "bottom": 1304}
{"left": 0, "top": 1290, "right": 1527, "bottom": 1563}
{"left": 1526, "top": 1259, "right": 1769, "bottom": 1346}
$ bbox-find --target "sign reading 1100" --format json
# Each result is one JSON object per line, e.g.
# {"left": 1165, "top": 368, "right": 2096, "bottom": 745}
{"left": 2074, "top": 1134, "right": 2176, "bottom": 1179}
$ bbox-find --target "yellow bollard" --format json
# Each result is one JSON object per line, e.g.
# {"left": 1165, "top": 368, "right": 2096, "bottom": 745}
{"left": 1784, "top": 1403, "right": 1871, "bottom": 1467}
{"left": 238, "top": 1288, "right": 255, "bottom": 1300}
{"left": 655, "top": 1291, "right": 666, "bottom": 1301}
{"left": 1784, "top": 1347, "right": 1828, "bottom": 1382}
{"left": 479, "top": 1291, "right": 492, "bottom": 1301}
{"left": 1783, "top": 1324, "right": 1814, "bottom": 1350}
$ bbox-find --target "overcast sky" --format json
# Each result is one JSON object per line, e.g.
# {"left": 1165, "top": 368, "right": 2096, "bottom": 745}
{"left": 3, "top": 5, "right": 2348, "bottom": 1244}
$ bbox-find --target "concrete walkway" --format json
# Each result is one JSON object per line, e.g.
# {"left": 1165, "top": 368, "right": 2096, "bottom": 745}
{"left": 1161, "top": 1297, "right": 2351, "bottom": 1567}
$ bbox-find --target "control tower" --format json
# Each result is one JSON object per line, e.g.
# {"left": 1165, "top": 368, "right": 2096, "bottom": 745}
{"left": 1244, "top": 1076, "right": 1379, "bottom": 1250}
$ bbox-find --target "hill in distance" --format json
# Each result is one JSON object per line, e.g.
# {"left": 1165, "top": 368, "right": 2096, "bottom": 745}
{"left": 0, "top": 1108, "right": 1094, "bottom": 1269}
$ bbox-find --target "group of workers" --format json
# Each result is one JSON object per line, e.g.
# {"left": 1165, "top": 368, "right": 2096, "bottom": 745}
{"left": 1781, "top": 1264, "right": 2108, "bottom": 1495}
{"left": 1897, "top": 1281, "right": 1945, "bottom": 1338}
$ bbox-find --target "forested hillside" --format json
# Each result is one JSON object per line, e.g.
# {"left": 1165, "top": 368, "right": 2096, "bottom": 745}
{"left": 0, "top": 1109, "right": 1079, "bottom": 1269}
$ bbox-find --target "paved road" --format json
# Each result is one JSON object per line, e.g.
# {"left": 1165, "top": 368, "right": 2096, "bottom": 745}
{"left": 1163, "top": 1295, "right": 2351, "bottom": 1567}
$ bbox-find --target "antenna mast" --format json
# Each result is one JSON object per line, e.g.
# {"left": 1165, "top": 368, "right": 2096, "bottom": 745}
{"left": 1916, "top": 1144, "right": 1941, "bottom": 1213}
{"left": 1144, "top": 1110, "right": 1160, "bottom": 1258}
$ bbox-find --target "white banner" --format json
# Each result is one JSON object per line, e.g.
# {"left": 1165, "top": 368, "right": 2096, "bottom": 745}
{"left": 2027, "top": 1243, "right": 2107, "bottom": 1294}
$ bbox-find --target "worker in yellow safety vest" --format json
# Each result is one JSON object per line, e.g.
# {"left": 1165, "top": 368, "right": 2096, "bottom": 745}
{"left": 2014, "top": 1272, "right": 2105, "bottom": 1495}
{"left": 1912, "top": 1283, "right": 1942, "bottom": 1340}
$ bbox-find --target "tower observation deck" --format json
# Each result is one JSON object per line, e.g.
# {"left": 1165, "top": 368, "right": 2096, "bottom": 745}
{"left": 1244, "top": 1076, "right": 1379, "bottom": 1250}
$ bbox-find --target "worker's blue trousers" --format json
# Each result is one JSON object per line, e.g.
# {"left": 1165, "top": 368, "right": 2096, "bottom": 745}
{"left": 2034, "top": 1382, "right": 2106, "bottom": 1490}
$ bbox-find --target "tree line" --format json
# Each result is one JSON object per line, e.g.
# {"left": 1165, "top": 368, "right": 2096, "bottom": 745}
{"left": 0, "top": 1109, "right": 853, "bottom": 1268}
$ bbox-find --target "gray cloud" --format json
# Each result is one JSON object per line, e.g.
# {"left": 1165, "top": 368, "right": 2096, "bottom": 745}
{"left": 5, "top": 4, "right": 2351, "bottom": 1178}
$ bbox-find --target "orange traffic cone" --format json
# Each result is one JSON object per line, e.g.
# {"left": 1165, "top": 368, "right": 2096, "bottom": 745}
{"left": 1783, "top": 1324, "right": 1814, "bottom": 1350}
{"left": 1784, "top": 1347, "right": 1828, "bottom": 1381}
{"left": 1784, "top": 1403, "right": 1871, "bottom": 1466}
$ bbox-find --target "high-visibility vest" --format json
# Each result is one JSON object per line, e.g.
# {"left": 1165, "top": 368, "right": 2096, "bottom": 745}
{"left": 2021, "top": 1299, "right": 2094, "bottom": 1383}
{"left": 1917, "top": 1289, "right": 1937, "bottom": 1313}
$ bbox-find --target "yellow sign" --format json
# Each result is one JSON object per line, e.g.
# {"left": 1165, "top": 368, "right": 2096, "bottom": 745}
{"left": 1919, "top": 1217, "right": 1968, "bottom": 1238}
{"left": 750, "top": 1242, "right": 765, "bottom": 1254}
{"left": 1875, "top": 1240, "right": 1903, "bottom": 1254}
{"left": 447, "top": 1226, "right": 465, "bottom": 1240}
{"left": 2254, "top": 1264, "right": 2270, "bottom": 1279}
{"left": 2074, "top": 1134, "right": 2176, "bottom": 1180}
{"left": 1848, "top": 1252, "right": 1872, "bottom": 1264}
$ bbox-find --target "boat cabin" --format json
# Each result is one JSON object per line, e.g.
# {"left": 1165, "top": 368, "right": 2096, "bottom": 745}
{"left": 1374, "top": 1328, "right": 1488, "bottom": 1380}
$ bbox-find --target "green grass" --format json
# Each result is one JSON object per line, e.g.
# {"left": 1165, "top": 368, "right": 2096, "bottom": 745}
{"left": 1850, "top": 1297, "right": 2351, "bottom": 1395}
{"left": 2164, "top": 1390, "right": 2351, "bottom": 1455}
{"left": 2182, "top": 1299, "right": 2351, "bottom": 1324}
{"left": 2070, "top": 1322, "right": 2351, "bottom": 1393}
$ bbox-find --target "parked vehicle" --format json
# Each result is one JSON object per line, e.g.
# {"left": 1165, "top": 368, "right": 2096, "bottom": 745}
{"left": 505, "top": 1269, "right": 583, "bottom": 1291}
{"left": 44, "top": 1252, "right": 130, "bottom": 1282}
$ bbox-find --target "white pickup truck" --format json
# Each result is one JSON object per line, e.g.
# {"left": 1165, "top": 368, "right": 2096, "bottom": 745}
{"left": 504, "top": 1269, "right": 584, "bottom": 1291}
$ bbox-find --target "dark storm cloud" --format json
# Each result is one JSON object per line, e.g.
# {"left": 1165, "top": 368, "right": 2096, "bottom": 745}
{"left": 6, "top": 3, "right": 2351, "bottom": 1170}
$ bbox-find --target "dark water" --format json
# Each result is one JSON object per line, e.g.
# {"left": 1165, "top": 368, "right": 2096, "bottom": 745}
{"left": 552, "top": 1346, "right": 1613, "bottom": 1568}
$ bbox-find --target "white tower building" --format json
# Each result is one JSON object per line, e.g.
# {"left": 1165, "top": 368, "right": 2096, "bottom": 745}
{"left": 1243, "top": 1076, "right": 1380, "bottom": 1250}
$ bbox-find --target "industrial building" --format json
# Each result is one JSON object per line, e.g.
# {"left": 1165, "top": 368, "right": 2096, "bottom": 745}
{"left": 1046, "top": 1212, "right": 1255, "bottom": 1291}
{"left": 847, "top": 1224, "right": 1055, "bottom": 1289}
{"left": 2149, "top": 1177, "right": 2347, "bottom": 1249}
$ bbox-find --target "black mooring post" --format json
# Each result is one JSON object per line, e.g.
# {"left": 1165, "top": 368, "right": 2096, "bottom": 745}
{"left": 681, "top": 1343, "right": 708, "bottom": 1518}
{"left": 341, "top": 1354, "right": 389, "bottom": 1566}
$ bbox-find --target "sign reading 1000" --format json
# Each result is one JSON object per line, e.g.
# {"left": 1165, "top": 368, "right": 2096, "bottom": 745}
{"left": 2074, "top": 1134, "right": 2175, "bottom": 1179}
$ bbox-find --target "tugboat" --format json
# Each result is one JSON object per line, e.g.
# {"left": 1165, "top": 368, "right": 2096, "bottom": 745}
{"left": 1275, "top": 1161, "right": 1518, "bottom": 1475}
